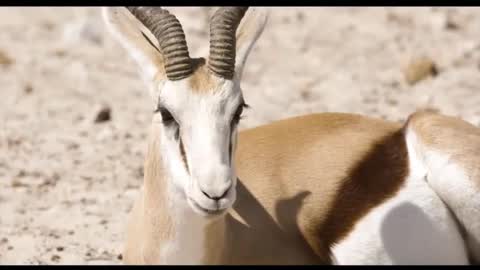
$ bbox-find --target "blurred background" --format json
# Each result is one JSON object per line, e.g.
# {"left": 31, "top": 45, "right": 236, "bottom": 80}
{"left": 1, "top": 7, "right": 480, "bottom": 264}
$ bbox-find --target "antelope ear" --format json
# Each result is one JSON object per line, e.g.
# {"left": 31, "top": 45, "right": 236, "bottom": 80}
{"left": 234, "top": 8, "right": 269, "bottom": 81}
{"left": 102, "top": 7, "right": 166, "bottom": 99}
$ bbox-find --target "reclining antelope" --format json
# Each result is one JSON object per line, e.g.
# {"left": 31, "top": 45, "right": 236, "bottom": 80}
{"left": 103, "top": 6, "right": 479, "bottom": 264}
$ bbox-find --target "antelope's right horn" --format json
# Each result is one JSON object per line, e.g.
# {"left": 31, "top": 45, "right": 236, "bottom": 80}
{"left": 126, "top": 6, "right": 193, "bottom": 81}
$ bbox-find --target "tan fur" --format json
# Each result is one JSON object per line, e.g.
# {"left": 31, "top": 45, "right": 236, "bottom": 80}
{"left": 107, "top": 6, "right": 474, "bottom": 265}
{"left": 407, "top": 110, "right": 480, "bottom": 188}
{"left": 187, "top": 60, "right": 220, "bottom": 93}
{"left": 123, "top": 121, "right": 175, "bottom": 264}
{"left": 406, "top": 110, "right": 480, "bottom": 263}
{"left": 124, "top": 113, "right": 410, "bottom": 264}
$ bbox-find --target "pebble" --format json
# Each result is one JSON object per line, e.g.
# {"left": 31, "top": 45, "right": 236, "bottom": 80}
{"left": 24, "top": 84, "right": 33, "bottom": 94}
{"left": 0, "top": 50, "right": 13, "bottom": 67}
{"left": 94, "top": 106, "right": 112, "bottom": 123}
{"left": 51, "top": 254, "right": 61, "bottom": 262}
{"left": 403, "top": 57, "right": 438, "bottom": 85}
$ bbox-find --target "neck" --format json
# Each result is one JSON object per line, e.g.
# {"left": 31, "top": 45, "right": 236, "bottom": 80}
{"left": 141, "top": 121, "right": 226, "bottom": 264}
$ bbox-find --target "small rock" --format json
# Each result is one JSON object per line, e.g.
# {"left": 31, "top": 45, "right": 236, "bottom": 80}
{"left": 388, "top": 81, "right": 401, "bottom": 89}
{"left": 48, "top": 232, "right": 60, "bottom": 239}
{"left": 296, "top": 11, "right": 305, "bottom": 22}
{"left": 7, "top": 137, "right": 22, "bottom": 147}
{"left": 386, "top": 98, "right": 398, "bottom": 106}
{"left": 67, "top": 142, "right": 79, "bottom": 150}
{"left": 403, "top": 57, "right": 438, "bottom": 85}
{"left": 56, "top": 246, "right": 64, "bottom": 252}
{"left": 301, "top": 90, "right": 311, "bottom": 100}
{"left": 445, "top": 18, "right": 460, "bottom": 30}
{"left": 51, "top": 254, "right": 61, "bottom": 262}
{"left": 11, "top": 179, "right": 28, "bottom": 188}
{"left": 17, "top": 170, "right": 27, "bottom": 177}
{"left": 24, "top": 84, "right": 33, "bottom": 94}
{"left": 135, "top": 166, "right": 144, "bottom": 179}
{"left": 0, "top": 50, "right": 13, "bottom": 67}
{"left": 1, "top": 238, "right": 8, "bottom": 244}
{"left": 38, "top": 179, "right": 54, "bottom": 188}
{"left": 94, "top": 106, "right": 111, "bottom": 123}
{"left": 53, "top": 49, "right": 67, "bottom": 58}
{"left": 387, "top": 12, "right": 413, "bottom": 26}
{"left": 7, "top": 246, "right": 13, "bottom": 250}
{"left": 117, "top": 254, "right": 123, "bottom": 260}
{"left": 41, "top": 20, "right": 55, "bottom": 31}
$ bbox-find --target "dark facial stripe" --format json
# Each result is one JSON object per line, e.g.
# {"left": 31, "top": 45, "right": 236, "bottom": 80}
{"left": 229, "top": 124, "right": 237, "bottom": 165}
{"left": 141, "top": 31, "right": 161, "bottom": 54}
{"left": 179, "top": 137, "right": 190, "bottom": 173}
{"left": 229, "top": 134, "right": 233, "bottom": 165}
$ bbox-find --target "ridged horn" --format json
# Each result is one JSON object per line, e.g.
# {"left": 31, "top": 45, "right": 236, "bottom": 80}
{"left": 208, "top": 7, "right": 249, "bottom": 79}
{"left": 126, "top": 6, "right": 193, "bottom": 81}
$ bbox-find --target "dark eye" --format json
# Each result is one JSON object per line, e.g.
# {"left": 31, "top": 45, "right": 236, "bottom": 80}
{"left": 232, "top": 103, "right": 248, "bottom": 124}
{"left": 156, "top": 106, "right": 177, "bottom": 126}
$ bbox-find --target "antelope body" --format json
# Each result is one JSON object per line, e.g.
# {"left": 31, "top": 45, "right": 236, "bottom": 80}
{"left": 103, "top": 6, "right": 479, "bottom": 265}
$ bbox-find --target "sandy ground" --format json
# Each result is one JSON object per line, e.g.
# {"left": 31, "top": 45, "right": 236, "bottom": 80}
{"left": 1, "top": 7, "right": 480, "bottom": 265}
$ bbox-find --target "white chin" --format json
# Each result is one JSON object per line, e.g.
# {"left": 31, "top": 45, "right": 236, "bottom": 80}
{"left": 187, "top": 197, "right": 229, "bottom": 218}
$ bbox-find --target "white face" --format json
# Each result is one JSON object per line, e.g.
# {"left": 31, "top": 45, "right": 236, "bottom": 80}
{"left": 156, "top": 77, "right": 245, "bottom": 218}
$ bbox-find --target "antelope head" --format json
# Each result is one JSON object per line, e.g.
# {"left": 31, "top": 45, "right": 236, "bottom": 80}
{"left": 103, "top": 7, "right": 268, "bottom": 217}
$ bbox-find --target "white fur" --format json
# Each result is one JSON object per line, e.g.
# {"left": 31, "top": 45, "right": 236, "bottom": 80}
{"left": 425, "top": 153, "right": 480, "bottom": 263}
{"left": 406, "top": 128, "right": 480, "bottom": 263}
{"left": 158, "top": 79, "right": 242, "bottom": 214}
{"left": 332, "top": 132, "right": 469, "bottom": 265}
{"left": 151, "top": 79, "right": 245, "bottom": 263}
{"left": 234, "top": 8, "right": 269, "bottom": 81}
{"left": 158, "top": 185, "right": 209, "bottom": 264}
{"left": 104, "top": 6, "right": 268, "bottom": 217}
{"left": 102, "top": 7, "right": 164, "bottom": 101}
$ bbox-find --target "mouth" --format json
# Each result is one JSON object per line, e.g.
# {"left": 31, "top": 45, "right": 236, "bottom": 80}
{"left": 187, "top": 197, "right": 228, "bottom": 217}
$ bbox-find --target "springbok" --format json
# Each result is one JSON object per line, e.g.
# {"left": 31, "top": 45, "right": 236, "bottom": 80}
{"left": 102, "top": 6, "right": 479, "bottom": 265}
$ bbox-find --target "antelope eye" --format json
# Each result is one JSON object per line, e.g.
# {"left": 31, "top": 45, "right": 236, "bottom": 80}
{"left": 156, "top": 107, "right": 177, "bottom": 126}
{"left": 232, "top": 104, "right": 245, "bottom": 123}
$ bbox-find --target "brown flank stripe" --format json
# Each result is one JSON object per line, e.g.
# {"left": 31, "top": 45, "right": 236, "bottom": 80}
{"left": 316, "top": 128, "right": 409, "bottom": 259}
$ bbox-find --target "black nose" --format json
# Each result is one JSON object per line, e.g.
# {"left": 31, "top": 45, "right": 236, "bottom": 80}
{"left": 201, "top": 186, "right": 230, "bottom": 201}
